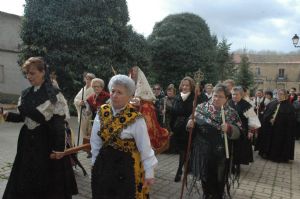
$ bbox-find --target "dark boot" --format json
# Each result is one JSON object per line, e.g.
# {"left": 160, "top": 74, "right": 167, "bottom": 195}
{"left": 202, "top": 193, "right": 213, "bottom": 199}
{"left": 174, "top": 168, "right": 182, "bottom": 182}
{"left": 174, "top": 151, "right": 185, "bottom": 182}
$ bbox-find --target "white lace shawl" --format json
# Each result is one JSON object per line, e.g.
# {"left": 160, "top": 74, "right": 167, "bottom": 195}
{"left": 132, "top": 67, "right": 156, "bottom": 101}
{"left": 24, "top": 93, "right": 70, "bottom": 130}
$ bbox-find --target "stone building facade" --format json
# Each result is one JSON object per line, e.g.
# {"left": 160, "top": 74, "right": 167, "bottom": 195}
{"left": 234, "top": 54, "right": 300, "bottom": 92}
{"left": 0, "top": 11, "right": 29, "bottom": 95}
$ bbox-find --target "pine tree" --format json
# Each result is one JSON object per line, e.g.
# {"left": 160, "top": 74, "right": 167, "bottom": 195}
{"left": 235, "top": 52, "right": 254, "bottom": 89}
{"left": 215, "top": 39, "right": 236, "bottom": 81}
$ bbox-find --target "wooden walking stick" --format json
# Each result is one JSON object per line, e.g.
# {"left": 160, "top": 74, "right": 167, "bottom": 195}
{"left": 50, "top": 143, "right": 91, "bottom": 159}
{"left": 221, "top": 105, "right": 230, "bottom": 159}
{"left": 111, "top": 65, "right": 117, "bottom": 75}
{"left": 77, "top": 86, "right": 85, "bottom": 146}
{"left": 163, "top": 97, "right": 167, "bottom": 125}
{"left": 180, "top": 69, "right": 204, "bottom": 199}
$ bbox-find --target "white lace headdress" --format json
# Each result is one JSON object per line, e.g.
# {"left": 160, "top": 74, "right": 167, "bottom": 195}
{"left": 130, "top": 67, "right": 156, "bottom": 101}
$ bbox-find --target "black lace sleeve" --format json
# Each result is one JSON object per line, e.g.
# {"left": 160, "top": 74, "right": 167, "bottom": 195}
{"left": 51, "top": 115, "right": 66, "bottom": 152}
{"left": 5, "top": 112, "right": 24, "bottom": 123}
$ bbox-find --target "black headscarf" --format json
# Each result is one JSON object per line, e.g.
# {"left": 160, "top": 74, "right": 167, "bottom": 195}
{"left": 41, "top": 58, "right": 58, "bottom": 104}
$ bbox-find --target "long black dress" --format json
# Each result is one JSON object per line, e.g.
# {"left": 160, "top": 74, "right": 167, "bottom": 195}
{"left": 228, "top": 99, "right": 254, "bottom": 165}
{"left": 3, "top": 84, "right": 78, "bottom": 199}
{"left": 258, "top": 99, "right": 296, "bottom": 162}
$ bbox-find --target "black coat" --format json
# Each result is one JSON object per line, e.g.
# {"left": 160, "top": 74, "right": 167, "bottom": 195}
{"left": 171, "top": 92, "right": 194, "bottom": 150}
{"left": 259, "top": 100, "right": 296, "bottom": 162}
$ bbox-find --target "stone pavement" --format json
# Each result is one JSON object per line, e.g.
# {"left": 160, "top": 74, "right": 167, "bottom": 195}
{"left": 1, "top": 117, "right": 300, "bottom": 198}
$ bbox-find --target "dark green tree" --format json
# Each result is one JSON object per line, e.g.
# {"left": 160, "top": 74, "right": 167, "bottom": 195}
{"left": 19, "top": 0, "right": 149, "bottom": 101}
{"left": 235, "top": 52, "right": 254, "bottom": 89}
{"left": 215, "top": 39, "right": 236, "bottom": 81}
{"left": 148, "top": 13, "right": 217, "bottom": 88}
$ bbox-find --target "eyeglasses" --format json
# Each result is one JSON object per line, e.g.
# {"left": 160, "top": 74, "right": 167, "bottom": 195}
{"left": 153, "top": 88, "right": 160, "bottom": 90}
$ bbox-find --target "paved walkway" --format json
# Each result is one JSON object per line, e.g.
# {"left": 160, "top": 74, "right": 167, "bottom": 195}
{"left": 1, "top": 118, "right": 300, "bottom": 198}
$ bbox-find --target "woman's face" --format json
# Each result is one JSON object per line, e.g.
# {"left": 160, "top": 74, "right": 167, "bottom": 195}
{"left": 84, "top": 76, "right": 92, "bottom": 87}
{"left": 256, "top": 91, "right": 263, "bottom": 98}
{"left": 206, "top": 86, "right": 213, "bottom": 94}
{"left": 277, "top": 91, "right": 286, "bottom": 101}
{"left": 181, "top": 80, "right": 191, "bottom": 94}
{"left": 92, "top": 82, "right": 103, "bottom": 95}
{"left": 131, "top": 67, "right": 138, "bottom": 81}
{"left": 167, "top": 89, "right": 175, "bottom": 97}
{"left": 24, "top": 66, "right": 45, "bottom": 86}
{"left": 212, "top": 91, "right": 227, "bottom": 108}
{"left": 231, "top": 91, "right": 242, "bottom": 102}
{"left": 110, "top": 84, "right": 131, "bottom": 109}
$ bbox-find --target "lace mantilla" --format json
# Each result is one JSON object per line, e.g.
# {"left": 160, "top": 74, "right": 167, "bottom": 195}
{"left": 37, "top": 92, "right": 70, "bottom": 121}
{"left": 24, "top": 117, "right": 40, "bottom": 130}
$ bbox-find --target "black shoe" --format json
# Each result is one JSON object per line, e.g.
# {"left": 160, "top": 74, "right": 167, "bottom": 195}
{"left": 202, "top": 193, "right": 212, "bottom": 199}
{"left": 87, "top": 152, "right": 92, "bottom": 158}
{"left": 174, "top": 173, "right": 182, "bottom": 182}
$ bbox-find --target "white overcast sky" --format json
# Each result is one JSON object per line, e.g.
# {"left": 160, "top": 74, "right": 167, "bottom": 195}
{"left": 1, "top": 0, "right": 300, "bottom": 53}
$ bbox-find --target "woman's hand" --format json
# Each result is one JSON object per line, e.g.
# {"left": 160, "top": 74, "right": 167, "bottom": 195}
{"left": 248, "top": 131, "right": 254, "bottom": 140}
{"left": 79, "top": 100, "right": 85, "bottom": 106}
{"left": 143, "top": 178, "right": 155, "bottom": 187}
{"left": 130, "top": 97, "right": 140, "bottom": 110}
{"left": 50, "top": 151, "right": 65, "bottom": 159}
{"left": 221, "top": 123, "right": 228, "bottom": 133}
{"left": 186, "top": 119, "right": 194, "bottom": 130}
{"left": 0, "top": 108, "right": 8, "bottom": 123}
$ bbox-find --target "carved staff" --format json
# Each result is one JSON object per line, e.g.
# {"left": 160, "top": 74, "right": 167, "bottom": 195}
{"left": 50, "top": 143, "right": 91, "bottom": 159}
{"left": 180, "top": 69, "right": 204, "bottom": 199}
{"left": 77, "top": 86, "right": 85, "bottom": 146}
{"left": 221, "top": 105, "right": 229, "bottom": 159}
{"left": 111, "top": 66, "right": 117, "bottom": 75}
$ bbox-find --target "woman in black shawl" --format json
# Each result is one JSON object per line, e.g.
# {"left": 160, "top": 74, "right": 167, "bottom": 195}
{"left": 187, "top": 83, "right": 242, "bottom": 198}
{"left": 258, "top": 88, "right": 296, "bottom": 162}
{"left": 171, "top": 76, "right": 195, "bottom": 182}
{"left": 228, "top": 86, "right": 261, "bottom": 176}
{"left": 1, "top": 57, "right": 77, "bottom": 199}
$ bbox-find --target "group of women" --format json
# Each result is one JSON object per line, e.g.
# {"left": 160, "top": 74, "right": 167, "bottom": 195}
{"left": 0, "top": 56, "right": 297, "bottom": 199}
{"left": 0, "top": 58, "right": 163, "bottom": 199}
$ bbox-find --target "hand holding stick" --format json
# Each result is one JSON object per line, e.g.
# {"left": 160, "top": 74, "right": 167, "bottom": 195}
{"left": 50, "top": 143, "right": 91, "bottom": 159}
{"left": 221, "top": 105, "right": 229, "bottom": 159}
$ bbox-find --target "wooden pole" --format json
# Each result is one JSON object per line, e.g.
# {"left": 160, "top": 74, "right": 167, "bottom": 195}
{"left": 50, "top": 143, "right": 91, "bottom": 159}
{"left": 77, "top": 86, "right": 85, "bottom": 146}
{"left": 179, "top": 87, "right": 200, "bottom": 199}
{"left": 221, "top": 105, "right": 229, "bottom": 159}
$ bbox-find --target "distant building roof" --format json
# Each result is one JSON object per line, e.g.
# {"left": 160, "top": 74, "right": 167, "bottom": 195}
{"left": 233, "top": 53, "right": 300, "bottom": 64}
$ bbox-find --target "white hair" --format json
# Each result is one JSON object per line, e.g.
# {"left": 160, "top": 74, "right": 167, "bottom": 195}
{"left": 91, "top": 78, "right": 105, "bottom": 88}
{"left": 108, "top": 75, "right": 136, "bottom": 96}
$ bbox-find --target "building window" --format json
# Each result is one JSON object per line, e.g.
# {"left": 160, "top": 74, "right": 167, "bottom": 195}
{"left": 255, "top": 67, "right": 261, "bottom": 75}
{"left": 277, "top": 83, "right": 285, "bottom": 89}
{"left": 0, "top": 65, "right": 4, "bottom": 83}
{"left": 278, "top": 68, "right": 285, "bottom": 78}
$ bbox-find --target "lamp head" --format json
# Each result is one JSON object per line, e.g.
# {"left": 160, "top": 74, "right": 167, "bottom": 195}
{"left": 292, "top": 34, "right": 299, "bottom": 47}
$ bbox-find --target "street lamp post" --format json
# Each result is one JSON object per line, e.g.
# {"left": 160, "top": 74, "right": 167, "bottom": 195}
{"left": 292, "top": 34, "right": 300, "bottom": 48}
